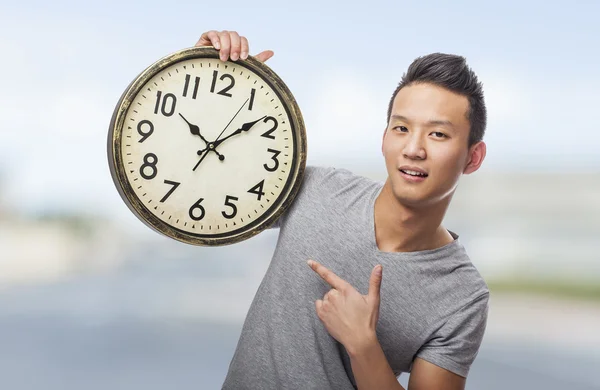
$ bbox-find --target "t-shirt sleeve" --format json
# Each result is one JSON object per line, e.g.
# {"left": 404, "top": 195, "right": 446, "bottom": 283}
{"left": 266, "top": 165, "right": 330, "bottom": 229}
{"left": 414, "top": 292, "right": 489, "bottom": 378}
{"left": 268, "top": 212, "right": 284, "bottom": 229}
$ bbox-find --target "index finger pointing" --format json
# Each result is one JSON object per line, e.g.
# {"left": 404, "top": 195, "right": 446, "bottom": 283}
{"left": 307, "top": 260, "right": 349, "bottom": 291}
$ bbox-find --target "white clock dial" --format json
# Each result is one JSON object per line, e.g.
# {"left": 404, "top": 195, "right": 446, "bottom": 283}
{"left": 109, "top": 48, "right": 306, "bottom": 245}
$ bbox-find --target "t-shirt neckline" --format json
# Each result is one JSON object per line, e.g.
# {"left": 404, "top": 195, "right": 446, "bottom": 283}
{"left": 368, "top": 181, "right": 462, "bottom": 258}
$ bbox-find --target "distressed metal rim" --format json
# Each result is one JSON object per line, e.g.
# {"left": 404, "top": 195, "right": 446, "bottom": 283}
{"left": 107, "top": 46, "right": 307, "bottom": 246}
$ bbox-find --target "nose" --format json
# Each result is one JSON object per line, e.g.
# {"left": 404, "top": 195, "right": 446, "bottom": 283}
{"left": 402, "top": 132, "right": 427, "bottom": 160}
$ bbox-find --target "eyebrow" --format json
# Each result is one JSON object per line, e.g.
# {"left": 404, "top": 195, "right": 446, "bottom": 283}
{"left": 390, "top": 115, "right": 455, "bottom": 129}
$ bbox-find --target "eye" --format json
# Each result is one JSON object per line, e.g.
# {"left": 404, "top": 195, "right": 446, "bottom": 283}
{"left": 431, "top": 131, "right": 447, "bottom": 138}
{"left": 393, "top": 126, "right": 408, "bottom": 132}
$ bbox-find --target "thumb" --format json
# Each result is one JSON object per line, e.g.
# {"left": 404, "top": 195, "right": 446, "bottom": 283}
{"left": 368, "top": 265, "right": 383, "bottom": 303}
{"left": 254, "top": 50, "right": 274, "bottom": 63}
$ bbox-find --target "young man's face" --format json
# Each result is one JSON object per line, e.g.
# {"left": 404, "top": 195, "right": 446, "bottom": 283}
{"left": 381, "top": 82, "right": 485, "bottom": 208}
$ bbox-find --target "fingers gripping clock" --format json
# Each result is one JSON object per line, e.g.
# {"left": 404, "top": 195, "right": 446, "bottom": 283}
{"left": 108, "top": 47, "right": 307, "bottom": 246}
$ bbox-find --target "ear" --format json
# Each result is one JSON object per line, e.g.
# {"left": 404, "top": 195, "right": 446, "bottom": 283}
{"left": 463, "top": 141, "right": 486, "bottom": 174}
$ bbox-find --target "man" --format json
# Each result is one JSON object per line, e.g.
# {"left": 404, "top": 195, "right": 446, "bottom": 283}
{"left": 195, "top": 30, "right": 489, "bottom": 390}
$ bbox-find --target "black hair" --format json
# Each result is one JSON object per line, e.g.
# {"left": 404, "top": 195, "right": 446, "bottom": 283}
{"left": 386, "top": 53, "right": 487, "bottom": 146}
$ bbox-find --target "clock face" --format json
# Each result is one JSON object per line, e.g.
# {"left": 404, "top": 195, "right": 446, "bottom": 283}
{"left": 109, "top": 47, "right": 306, "bottom": 245}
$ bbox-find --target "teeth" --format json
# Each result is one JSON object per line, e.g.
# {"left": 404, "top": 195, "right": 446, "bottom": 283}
{"left": 402, "top": 169, "right": 426, "bottom": 177}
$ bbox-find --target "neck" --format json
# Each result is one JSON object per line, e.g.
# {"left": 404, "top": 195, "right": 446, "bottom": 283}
{"left": 373, "top": 178, "right": 455, "bottom": 253}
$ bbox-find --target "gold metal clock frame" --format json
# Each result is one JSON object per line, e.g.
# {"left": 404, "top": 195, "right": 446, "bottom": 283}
{"left": 107, "top": 46, "right": 307, "bottom": 246}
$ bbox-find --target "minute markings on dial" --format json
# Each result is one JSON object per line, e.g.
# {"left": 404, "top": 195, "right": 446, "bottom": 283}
{"left": 125, "top": 60, "right": 294, "bottom": 236}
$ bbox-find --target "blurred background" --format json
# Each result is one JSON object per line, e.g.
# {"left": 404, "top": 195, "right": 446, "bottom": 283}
{"left": 1, "top": 0, "right": 599, "bottom": 389}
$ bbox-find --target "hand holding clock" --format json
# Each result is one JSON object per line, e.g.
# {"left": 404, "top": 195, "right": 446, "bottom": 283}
{"left": 195, "top": 30, "right": 274, "bottom": 63}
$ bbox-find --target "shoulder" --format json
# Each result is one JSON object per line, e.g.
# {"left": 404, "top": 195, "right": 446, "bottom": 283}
{"left": 302, "top": 165, "right": 348, "bottom": 185}
{"left": 302, "top": 165, "right": 334, "bottom": 186}
{"left": 414, "top": 285, "right": 490, "bottom": 378}
{"left": 448, "top": 247, "right": 490, "bottom": 299}
{"left": 267, "top": 165, "right": 335, "bottom": 228}
{"left": 429, "top": 232, "right": 490, "bottom": 301}
{"left": 301, "top": 165, "right": 377, "bottom": 198}
{"left": 407, "top": 238, "right": 490, "bottom": 340}
{"left": 443, "top": 252, "right": 490, "bottom": 325}
{"left": 273, "top": 165, "right": 377, "bottom": 227}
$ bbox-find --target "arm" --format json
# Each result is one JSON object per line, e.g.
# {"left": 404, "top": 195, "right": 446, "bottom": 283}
{"left": 306, "top": 241, "right": 488, "bottom": 390}
{"left": 347, "top": 334, "right": 405, "bottom": 390}
{"left": 407, "top": 358, "right": 466, "bottom": 390}
{"left": 347, "top": 336, "right": 465, "bottom": 390}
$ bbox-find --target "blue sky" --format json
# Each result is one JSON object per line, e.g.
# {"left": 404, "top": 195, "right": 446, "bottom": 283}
{"left": 0, "top": 0, "right": 599, "bottom": 215}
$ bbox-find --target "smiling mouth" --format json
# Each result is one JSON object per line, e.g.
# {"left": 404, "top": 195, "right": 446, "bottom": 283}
{"left": 399, "top": 169, "right": 428, "bottom": 178}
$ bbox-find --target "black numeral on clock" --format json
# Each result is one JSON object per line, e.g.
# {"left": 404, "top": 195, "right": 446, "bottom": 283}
{"left": 261, "top": 117, "right": 278, "bottom": 139}
{"left": 249, "top": 88, "right": 256, "bottom": 110}
{"left": 264, "top": 149, "right": 281, "bottom": 172}
{"left": 137, "top": 120, "right": 154, "bottom": 143}
{"left": 248, "top": 180, "right": 266, "bottom": 201}
{"left": 160, "top": 180, "right": 180, "bottom": 203}
{"left": 210, "top": 70, "right": 235, "bottom": 97}
{"left": 154, "top": 91, "right": 177, "bottom": 116}
{"left": 222, "top": 195, "right": 239, "bottom": 219}
{"left": 183, "top": 74, "right": 200, "bottom": 99}
{"left": 140, "top": 153, "right": 158, "bottom": 180}
{"left": 189, "top": 197, "right": 206, "bottom": 221}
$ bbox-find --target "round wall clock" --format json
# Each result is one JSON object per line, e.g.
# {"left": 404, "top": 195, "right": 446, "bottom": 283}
{"left": 107, "top": 46, "right": 307, "bottom": 246}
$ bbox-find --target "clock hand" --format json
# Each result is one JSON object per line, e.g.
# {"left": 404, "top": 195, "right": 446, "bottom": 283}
{"left": 179, "top": 113, "right": 209, "bottom": 144}
{"left": 195, "top": 115, "right": 267, "bottom": 162}
{"left": 213, "top": 115, "right": 267, "bottom": 148}
{"left": 213, "top": 98, "right": 250, "bottom": 143}
{"left": 192, "top": 146, "right": 210, "bottom": 171}
{"left": 192, "top": 99, "right": 249, "bottom": 172}
{"left": 198, "top": 147, "right": 225, "bottom": 161}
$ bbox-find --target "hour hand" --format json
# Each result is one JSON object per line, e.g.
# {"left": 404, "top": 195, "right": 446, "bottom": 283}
{"left": 214, "top": 115, "right": 267, "bottom": 147}
{"left": 239, "top": 115, "right": 267, "bottom": 132}
{"left": 179, "top": 113, "right": 209, "bottom": 144}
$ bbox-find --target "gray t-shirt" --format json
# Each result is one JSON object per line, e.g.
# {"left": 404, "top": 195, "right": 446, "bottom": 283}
{"left": 222, "top": 165, "right": 489, "bottom": 389}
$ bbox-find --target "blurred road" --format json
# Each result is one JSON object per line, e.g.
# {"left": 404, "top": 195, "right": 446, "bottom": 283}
{"left": 0, "top": 313, "right": 598, "bottom": 390}
{"left": 0, "top": 236, "right": 598, "bottom": 389}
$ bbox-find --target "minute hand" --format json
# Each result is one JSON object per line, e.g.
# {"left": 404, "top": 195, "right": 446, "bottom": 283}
{"left": 213, "top": 116, "right": 267, "bottom": 148}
